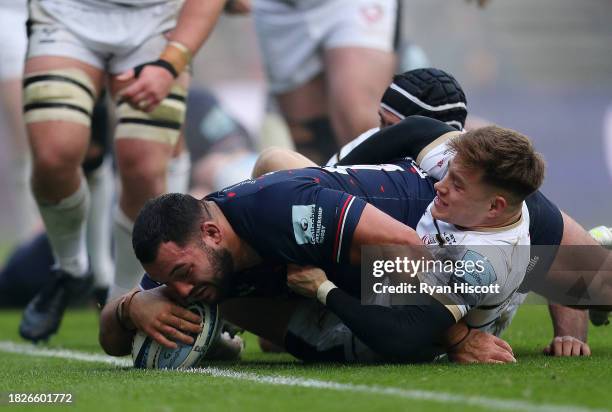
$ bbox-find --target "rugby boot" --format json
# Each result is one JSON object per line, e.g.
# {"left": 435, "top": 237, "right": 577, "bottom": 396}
{"left": 19, "top": 269, "right": 93, "bottom": 342}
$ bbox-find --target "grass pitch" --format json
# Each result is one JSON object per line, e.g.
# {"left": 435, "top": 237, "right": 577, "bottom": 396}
{"left": 0, "top": 306, "right": 611, "bottom": 412}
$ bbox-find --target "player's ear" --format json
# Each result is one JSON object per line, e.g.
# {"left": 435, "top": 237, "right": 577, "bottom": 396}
{"left": 200, "top": 221, "right": 222, "bottom": 245}
{"left": 489, "top": 195, "right": 508, "bottom": 216}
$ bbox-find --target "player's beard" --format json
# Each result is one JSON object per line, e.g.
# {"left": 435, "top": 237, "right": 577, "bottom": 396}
{"left": 201, "top": 242, "right": 235, "bottom": 302}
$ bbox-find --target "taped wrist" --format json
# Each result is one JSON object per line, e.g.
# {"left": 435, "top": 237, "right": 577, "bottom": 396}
{"left": 134, "top": 59, "right": 178, "bottom": 79}
{"left": 159, "top": 41, "right": 192, "bottom": 75}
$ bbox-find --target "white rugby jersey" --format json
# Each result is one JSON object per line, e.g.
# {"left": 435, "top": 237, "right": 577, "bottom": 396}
{"left": 416, "top": 202, "right": 531, "bottom": 330}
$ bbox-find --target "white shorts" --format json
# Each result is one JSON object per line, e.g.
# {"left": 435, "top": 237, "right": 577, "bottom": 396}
{"left": 253, "top": 0, "right": 398, "bottom": 93}
{"left": 26, "top": 0, "right": 182, "bottom": 74}
{"left": 286, "top": 299, "right": 383, "bottom": 362}
{"left": 0, "top": 1, "right": 28, "bottom": 79}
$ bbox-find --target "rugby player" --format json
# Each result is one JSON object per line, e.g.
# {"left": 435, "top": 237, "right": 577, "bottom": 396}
{"left": 257, "top": 67, "right": 605, "bottom": 357}
{"left": 99, "top": 120, "right": 541, "bottom": 363}
{"left": 0, "top": 0, "right": 37, "bottom": 241}
{"left": 252, "top": 0, "right": 399, "bottom": 164}
{"left": 19, "top": 0, "right": 226, "bottom": 342}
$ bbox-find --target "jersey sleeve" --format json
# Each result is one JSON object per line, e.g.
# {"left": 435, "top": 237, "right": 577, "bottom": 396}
{"left": 335, "top": 116, "right": 457, "bottom": 167}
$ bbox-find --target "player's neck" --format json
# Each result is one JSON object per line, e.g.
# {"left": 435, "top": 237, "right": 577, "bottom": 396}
{"left": 465, "top": 209, "right": 522, "bottom": 231}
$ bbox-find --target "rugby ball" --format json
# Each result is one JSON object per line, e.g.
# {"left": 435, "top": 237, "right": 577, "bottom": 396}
{"left": 132, "top": 302, "right": 220, "bottom": 369}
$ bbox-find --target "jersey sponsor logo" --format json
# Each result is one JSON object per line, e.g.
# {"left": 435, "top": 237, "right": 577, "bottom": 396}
{"left": 292, "top": 205, "right": 326, "bottom": 245}
{"left": 421, "top": 232, "right": 457, "bottom": 245}
{"left": 456, "top": 250, "right": 497, "bottom": 286}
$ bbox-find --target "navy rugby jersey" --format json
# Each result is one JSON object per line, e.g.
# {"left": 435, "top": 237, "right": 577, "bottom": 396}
{"left": 203, "top": 159, "right": 436, "bottom": 295}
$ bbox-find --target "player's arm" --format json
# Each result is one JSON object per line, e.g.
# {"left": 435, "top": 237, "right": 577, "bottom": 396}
{"left": 348, "top": 203, "right": 423, "bottom": 265}
{"left": 543, "top": 303, "right": 591, "bottom": 356}
{"left": 287, "top": 265, "right": 514, "bottom": 362}
{"left": 336, "top": 116, "right": 457, "bottom": 166}
{"left": 99, "top": 287, "right": 203, "bottom": 356}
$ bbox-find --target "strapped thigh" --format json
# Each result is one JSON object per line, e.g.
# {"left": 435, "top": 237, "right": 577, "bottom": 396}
{"left": 115, "top": 85, "right": 187, "bottom": 146}
{"left": 23, "top": 68, "right": 96, "bottom": 126}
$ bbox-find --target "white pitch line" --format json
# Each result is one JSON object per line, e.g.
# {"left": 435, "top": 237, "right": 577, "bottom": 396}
{"left": 0, "top": 341, "right": 607, "bottom": 412}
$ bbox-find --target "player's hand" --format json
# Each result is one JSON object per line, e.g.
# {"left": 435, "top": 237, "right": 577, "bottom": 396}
{"left": 225, "top": 0, "right": 251, "bottom": 14}
{"left": 449, "top": 329, "right": 516, "bottom": 364}
{"left": 127, "top": 288, "right": 202, "bottom": 349}
{"left": 543, "top": 336, "right": 591, "bottom": 357}
{"left": 286, "top": 264, "right": 328, "bottom": 298}
{"left": 465, "top": 0, "right": 491, "bottom": 8}
{"left": 116, "top": 65, "right": 175, "bottom": 113}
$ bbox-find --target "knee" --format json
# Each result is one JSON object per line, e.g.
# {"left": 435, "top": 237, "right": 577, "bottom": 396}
{"left": 252, "top": 147, "right": 298, "bottom": 177}
{"left": 117, "top": 152, "right": 167, "bottom": 197}
{"left": 30, "top": 139, "right": 84, "bottom": 177}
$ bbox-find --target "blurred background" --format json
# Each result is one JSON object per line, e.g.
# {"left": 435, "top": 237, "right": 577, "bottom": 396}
{"left": 1, "top": 0, "right": 611, "bottom": 247}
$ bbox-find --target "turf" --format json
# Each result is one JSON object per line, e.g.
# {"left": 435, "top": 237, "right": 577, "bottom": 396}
{"left": 0, "top": 305, "right": 611, "bottom": 411}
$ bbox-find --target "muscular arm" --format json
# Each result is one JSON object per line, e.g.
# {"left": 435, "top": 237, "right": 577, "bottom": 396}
{"left": 348, "top": 203, "right": 423, "bottom": 265}
{"left": 326, "top": 288, "right": 454, "bottom": 362}
{"left": 168, "top": 0, "right": 226, "bottom": 55}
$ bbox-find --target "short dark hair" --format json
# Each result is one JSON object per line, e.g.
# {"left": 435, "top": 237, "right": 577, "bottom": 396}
{"left": 132, "top": 193, "right": 208, "bottom": 264}
{"left": 448, "top": 126, "right": 546, "bottom": 204}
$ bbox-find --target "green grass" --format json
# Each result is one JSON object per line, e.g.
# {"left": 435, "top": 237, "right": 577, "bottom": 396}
{"left": 0, "top": 306, "right": 611, "bottom": 411}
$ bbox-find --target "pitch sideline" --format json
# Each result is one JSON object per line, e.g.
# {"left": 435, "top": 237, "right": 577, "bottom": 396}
{"left": 0, "top": 340, "right": 607, "bottom": 412}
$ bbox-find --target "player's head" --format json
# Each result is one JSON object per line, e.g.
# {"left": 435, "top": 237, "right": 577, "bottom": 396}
{"left": 379, "top": 68, "right": 467, "bottom": 130}
{"left": 431, "top": 126, "right": 545, "bottom": 228}
{"left": 132, "top": 193, "right": 234, "bottom": 303}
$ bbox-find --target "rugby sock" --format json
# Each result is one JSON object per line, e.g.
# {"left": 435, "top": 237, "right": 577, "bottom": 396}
{"left": 110, "top": 207, "right": 143, "bottom": 300}
{"left": 37, "top": 176, "right": 90, "bottom": 277}
{"left": 11, "top": 152, "right": 39, "bottom": 241}
{"left": 167, "top": 150, "right": 191, "bottom": 194}
{"left": 86, "top": 157, "right": 114, "bottom": 289}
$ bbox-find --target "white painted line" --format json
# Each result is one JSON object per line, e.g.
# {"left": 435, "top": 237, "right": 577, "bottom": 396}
{"left": 0, "top": 341, "right": 607, "bottom": 412}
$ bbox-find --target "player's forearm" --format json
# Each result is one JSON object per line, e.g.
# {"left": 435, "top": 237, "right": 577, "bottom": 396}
{"left": 548, "top": 302, "right": 588, "bottom": 341}
{"left": 99, "top": 295, "right": 136, "bottom": 357}
{"left": 324, "top": 288, "right": 454, "bottom": 362}
{"left": 336, "top": 116, "right": 455, "bottom": 167}
{"left": 169, "top": 0, "right": 225, "bottom": 55}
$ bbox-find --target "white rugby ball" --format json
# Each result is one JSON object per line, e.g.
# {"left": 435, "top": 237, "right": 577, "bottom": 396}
{"left": 132, "top": 302, "right": 220, "bottom": 369}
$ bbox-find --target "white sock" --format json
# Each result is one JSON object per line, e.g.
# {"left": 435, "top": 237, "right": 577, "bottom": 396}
{"left": 37, "top": 176, "right": 90, "bottom": 277}
{"left": 110, "top": 206, "right": 144, "bottom": 300}
{"left": 166, "top": 150, "right": 191, "bottom": 194}
{"left": 11, "top": 152, "right": 39, "bottom": 241}
{"left": 86, "top": 157, "right": 115, "bottom": 289}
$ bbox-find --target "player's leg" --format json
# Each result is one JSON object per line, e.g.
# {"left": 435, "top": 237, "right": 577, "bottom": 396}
{"left": 324, "top": 47, "right": 395, "bottom": 144}
{"left": 20, "top": 56, "right": 105, "bottom": 341}
{"left": 108, "top": 71, "right": 190, "bottom": 300}
{"left": 0, "top": 1, "right": 37, "bottom": 241}
{"left": 253, "top": 0, "right": 338, "bottom": 164}
{"left": 322, "top": 0, "right": 397, "bottom": 143}
{"left": 251, "top": 147, "right": 317, "bottom": 178}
